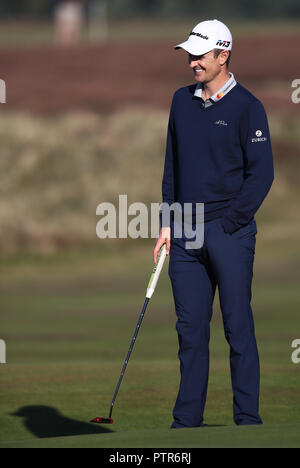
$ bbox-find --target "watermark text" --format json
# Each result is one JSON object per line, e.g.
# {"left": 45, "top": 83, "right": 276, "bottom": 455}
{"left": 0, "top": 79, "right": 6, "bottom": 104}
{"left": 291, "top": 79, "right": 300, "bottom": 104}
{"left": 291, "top": 339, "right": 300, "bottom": 364}
{"left": 0, "top": 339, "right": 6, "bottom": 364}
{"left": 96, "top": 195, "right": 205, "bottom": 249}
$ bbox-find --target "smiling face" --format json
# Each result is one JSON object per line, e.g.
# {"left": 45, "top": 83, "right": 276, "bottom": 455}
{"left": 188, "top": 49, "right": 229, "bottom": 84}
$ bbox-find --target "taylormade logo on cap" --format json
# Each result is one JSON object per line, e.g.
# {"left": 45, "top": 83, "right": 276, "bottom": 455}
{"left": 174, "top": 19, "right": 232, "bottom": 56}
{"left": 190, "top": 32, "right": 209, "bottom": 41}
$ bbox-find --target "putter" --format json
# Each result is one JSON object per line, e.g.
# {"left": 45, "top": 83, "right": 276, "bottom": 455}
{"left": 91, "top": 244, "right": 168, "bottom": 424}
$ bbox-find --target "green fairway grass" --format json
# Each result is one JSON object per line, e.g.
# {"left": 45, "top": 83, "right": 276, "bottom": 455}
{"left": 0, "top": 237, "right": 300, "bottom": 448}
{"left": 1, "top": 424, "right": 300, "bottom": 448}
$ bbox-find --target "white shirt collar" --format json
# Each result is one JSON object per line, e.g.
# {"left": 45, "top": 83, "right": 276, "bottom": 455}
{"left": 194, "top": 72, "right": 237, "bottom": 103}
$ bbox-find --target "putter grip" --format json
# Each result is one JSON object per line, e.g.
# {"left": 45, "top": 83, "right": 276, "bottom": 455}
{"left": 146, "top": 244, "right": 167, "bottom": 299}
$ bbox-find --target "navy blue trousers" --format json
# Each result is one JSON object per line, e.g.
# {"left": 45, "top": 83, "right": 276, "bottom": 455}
{"left": 169, "top": 217, "right": 262, "bottom": 428}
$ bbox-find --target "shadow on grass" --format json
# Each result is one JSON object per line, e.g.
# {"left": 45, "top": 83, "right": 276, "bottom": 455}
{"left": 202, "top": 425, "right": 227, "bottom": 428}
{"left": 171, "top": 424, "right": 227, "bottom": 429}
{"left": 12, "top": 406, "right": 113, "bottom": 438}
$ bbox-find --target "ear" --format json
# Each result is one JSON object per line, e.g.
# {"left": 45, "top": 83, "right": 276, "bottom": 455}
{"left": 219, "top": 50, "right": 229, "bottom": 66}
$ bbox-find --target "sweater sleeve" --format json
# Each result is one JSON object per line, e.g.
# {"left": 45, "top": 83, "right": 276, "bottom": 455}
{"left": 160, "top": 95, "right": 177, "bottom": 228}
{"left": 221, "top": 100, "right": 274, "bottom": 234}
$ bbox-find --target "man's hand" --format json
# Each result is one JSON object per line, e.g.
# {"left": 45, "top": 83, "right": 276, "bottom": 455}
{"left": 154, "top": 227, "right": 171, "bottom": 264}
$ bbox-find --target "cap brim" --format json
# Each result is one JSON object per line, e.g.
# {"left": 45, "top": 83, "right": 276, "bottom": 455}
{"left": 174, "top": 39, "right": 212, "bottom": 56}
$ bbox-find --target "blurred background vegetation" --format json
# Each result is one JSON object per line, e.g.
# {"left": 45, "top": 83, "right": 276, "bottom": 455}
{"left": 0, "top": 1, "right": 299, "bottom": 254}
{"left": 0, "top": 0, "right": 300, "bottom": 19}
{"left": 0, "top": 0, "right": 300, "bottom": 447}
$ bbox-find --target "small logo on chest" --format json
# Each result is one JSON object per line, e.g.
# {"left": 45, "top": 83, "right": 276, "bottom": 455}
{"left": 215, "top": 120, "right": 228, "bottom": 126}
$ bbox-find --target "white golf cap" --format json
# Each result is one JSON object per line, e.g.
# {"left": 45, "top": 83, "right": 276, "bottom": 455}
{"left": 174, "top": 19, "right": 232, "bottom": 56}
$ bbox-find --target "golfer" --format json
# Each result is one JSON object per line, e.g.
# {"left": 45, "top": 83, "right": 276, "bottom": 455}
{"left": 154, "top": 19, "right": 274, "bottom": 428}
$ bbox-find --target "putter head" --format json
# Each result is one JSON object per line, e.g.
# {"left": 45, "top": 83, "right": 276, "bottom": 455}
{"left": 90, "top": 417, "right": 114, "bottom": 424}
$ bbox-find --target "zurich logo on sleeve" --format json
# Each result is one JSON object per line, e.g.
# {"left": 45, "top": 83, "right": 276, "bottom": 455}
{"left": 252, "top": 129, "right": 267, "bottom": 142}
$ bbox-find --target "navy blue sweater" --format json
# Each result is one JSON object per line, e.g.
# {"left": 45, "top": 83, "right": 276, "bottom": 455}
{"left": 161, "top": 82, "right": 274, "bottom": 234}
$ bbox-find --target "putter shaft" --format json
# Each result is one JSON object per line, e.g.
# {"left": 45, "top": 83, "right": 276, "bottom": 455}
{"left": 92, "top": 245, "right": 167, "bottom": 424}
{"left": 109, "top": 297, "right": 150, "bottom": 418}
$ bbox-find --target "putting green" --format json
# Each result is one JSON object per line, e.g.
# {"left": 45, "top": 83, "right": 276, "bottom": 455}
{"left": 1, "top": 424, "right": 299, "bottom": 448}
{"left": 1, "top": 243, "right": 299, "bottom": 448}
